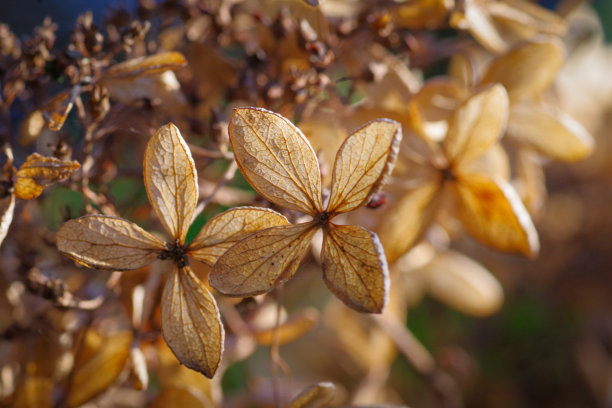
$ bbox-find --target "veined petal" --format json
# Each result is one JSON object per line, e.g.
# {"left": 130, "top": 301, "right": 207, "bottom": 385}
{"left": 444, "top": 84, "right": 509, "bottom": 168}
{"left": 229, "top": 108, "right": 323, "bottom": 215}
{"left": 56, "top": 215, "right": 164, "bottom": 270}
{"left": 161, "top": 266, "right": 224, "bottom": 378}
{"left": 321, "top": 224, "right": 389, "bottom": 313}
{"left": 452, "top": 174, "right": 539, "bottom": 257}
{"left": 144, "top": 123, "right": 198, "bottom": 243}
{"left": 210, "top": 223, "right": 317, "bottom": 297}
{"left": 189, "top": 207, "right": 289, "bottom": 265}
{"left": 326, "top": 119, "right": 401, "bottom": 215}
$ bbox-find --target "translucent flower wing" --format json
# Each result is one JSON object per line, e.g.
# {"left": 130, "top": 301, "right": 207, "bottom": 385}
{"left": 144, "top": 123, "right": 198, "bottom": 243}
{"left": 189, "top": 207, "right": 289, "bottom": 265}
{"left": 326, "top": 119, "right": 401, "bottom": 215}
{"left": 229, "top": 108, "right": 323, "bottom": 215}
{"left": 443, "top": 84, "right": 509, "bottom": 167}
{"left": 56, "top": 215, "right": 165, "bottom": 270}
{"left": 452, "top": 174, "right": 539, "bottom": 257}
{"left": 210, "top": 223, "right": 317, "bottom": 297}
{"left": 161, "top": 266, "right": 224, "bottom": 378}
{"left": 321, "top": 224, "right": 389, "bottom": 313}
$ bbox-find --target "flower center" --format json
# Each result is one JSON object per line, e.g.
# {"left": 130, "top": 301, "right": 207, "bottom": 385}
{"left": 159, "top": 239, "right": 188, "bottom": 268}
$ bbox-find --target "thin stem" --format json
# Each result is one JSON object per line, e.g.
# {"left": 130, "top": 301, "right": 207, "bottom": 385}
{"left": 192, "top": 160, "right": 238, "bottom": 222}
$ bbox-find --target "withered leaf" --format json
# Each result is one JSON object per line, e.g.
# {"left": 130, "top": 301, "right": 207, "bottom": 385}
{"left": 253, "top": 308, "right": 319, "bottom": 346}
{"left": 14, "top": 153, "right": 80, "bottom": 200}
{"left": 289, "top": 382, "right": 337, "bottom": 408}
{"left": 423, "top": 250, "right": 503, "bottom": 316}
{"left": 229, "top": 108, "right": 323, "bottom": 216}
{"left": 99, "top": 52, "right": 187, "bottom": 83}
{"left": 57, "top": 215, "right": 165, "bottom": 270}
{"left": 66, "top": 331, "right": 132, "bottom": 408}
{"left": 161, "top": 267, "right": 224, "bottom": 379}
{"left": 321, "top": 225, "right": 388, "bottom": 313}
{"left": 41, "top": 89, "right": 77, "bottom": 131}
{"left": 211, "top": 223, "right": 317, "bottom": 297}
{"left": 326, "top": 119, "right": 401, "bottom": 215}
{"left": 144, "top": 123, "right": 198, "bottom": 243}
{"left": 452, "top": 174, "right": 539, "bottom": 257}
{"left": 189, "top": 207, "right": 289, "bottom": 265}
{"left": 443, "top": 84, "right": 509, "bottom": 167}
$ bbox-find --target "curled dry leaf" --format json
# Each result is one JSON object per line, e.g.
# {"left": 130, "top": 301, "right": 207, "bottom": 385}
{"left": 98, "top": 52, "right": 187, "bottom": 83}
{"left": 14, "top": 153, "right": 80, "bottom": 200}
{"left": 289, "top": 382, "right": 337, "bottom": 408}
{"left": 56, "top": 122, "right": 287, "bottom": 377}
{"left": 211, "top": 108, "right": 401, "bottom": 313}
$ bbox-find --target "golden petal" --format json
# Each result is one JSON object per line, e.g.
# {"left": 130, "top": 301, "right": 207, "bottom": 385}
{"left": 321, "top": 224, "right": 389, "bottom": 313}
{"left": 289, "top": 382, "right": 337, "bottom": 408}
{"left": 42, "top": 89, "right": 76, "bottom": 131}
{"left": 14, "top": 153, "right": 80, "bottom": 200}
{"left": 480, "top": 37, "right": 564, "bottom": 99}
{"left": 144, "top": 123, "right": 198, "bottom": 243}
{"left": 423, "top": 250, "right": 504, "bottom": 316}
{"left": 377, "top": 183, "right": 440, "bottom": 263}
{"left": 464, "top": 4, "right": 510, "bottom": 53}
{"left": 99, "top": 52, "right": 187, "bottom": 83}
{"left": 189, "top": 207, "right": 289, "bottom": 265}
{"left": 444, "top": 84, "right": 509, "bottom": 168}
{"left": 326, "top": 119, "right": 401, "bottom": 215}
{"left": 229, "top": 108, "right": 323, "bottom": 215}
{"left": 161, "top": 266, "right": 224, "bottom": 378}
{"left": 56, "top": 215, "right": 165, "bottom": 270}
{"left": 507, "top": 103, "right": 594, "bottom": 162}
{"left": 452, "top": 174, "right": 539, "bottom": 257}
{"left": 210, "top": 223, "right": 317, "bottom": 297}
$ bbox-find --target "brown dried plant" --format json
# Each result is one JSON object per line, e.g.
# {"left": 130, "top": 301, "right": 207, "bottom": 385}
{"left": 56, "top": 123, "right": 287, "bottom": 377}
{"left": 210, "top": 108, "right": 401, "bottom": 313}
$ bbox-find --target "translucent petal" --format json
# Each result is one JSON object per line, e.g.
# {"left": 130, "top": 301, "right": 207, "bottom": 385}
{"left": 321, "top": 224, "right": 389, "bottom": 313}
{"left": 56, "top": 215, "right": 164, "bottom": 270}
{"left": 14, "top": 153, "right": 80, "bottom": 200}
{"left": 189, "top": 207, "right": 289, "bottom": 265}
{"left": 480, "top": 37, "right": 564, "bottom": 100}
{"left": 444, "top": 84, "right": 509, "bottom": 167}
{"left": 289, "top": 382, "right": 337, "bottom": 408}
{"left": 422, "top": 250, "right": 503, "bottom": 316}
{"left": 377, "top": 183, "right": 440, "bottom": 263}
{"left": 99, "top": 52, "right": 187, "bottom": 82}
{"left": 144, "top": 123, "right": 198, "bottom": 243}
{"left": 507, "top": 103, "right": 594, "bottom": 162}
{"left": 161, "top": 266, "right": 224, "bottom": 378}
{"left": 210, "top": 223, "right": 317, "bottom": 297}
{"left": 452, "top": 174, "right": 539, "bottom": 257}
{"left": 229, "top": 108, "right": 323, "bottom": 215}
{"left": 326, "top": 119, "right": 401, "bottom": 214}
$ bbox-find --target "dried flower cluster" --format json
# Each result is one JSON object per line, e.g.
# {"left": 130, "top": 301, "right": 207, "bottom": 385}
{"left": 0, "top": 0, "right": 610, "bottom": 407}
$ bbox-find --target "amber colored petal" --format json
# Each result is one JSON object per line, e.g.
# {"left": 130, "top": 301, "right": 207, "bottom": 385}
{"left": 423, "top": 250, "right": 503, "bottom": 316}
{"left": 188, "top": 207, "right": 289, "bottom": 265}
{"left": 480, "top": 37, "right": 564, "bottom": 100}
{"left": 66, "top": 331, "right": 132, "bottom": 408}
{"left": 99, "top": 52, "right": 187, "bottom": 82}
{"left": 463, "top": 4, "right": 509, "bottom": 54}
{"left": 56, "top": 215, "right": 165, "bottom": 270}
{"left": 229, "top": 108, "right": 323, "bottom": 215}
{"left": 444, "top": 84, "right": 509, "bottom": 168}
{"left": 253, "top": 308, "right": 319, "bottom": 346}
{"left": 452, "top": 174, "right": 539, "bottom": 257}
{"left": 507, "top": 103, "right": 594, "bottom": 162}
{"left": 321, "top": 224, "right": 389, "bottom": 313}
{"left": 210, "top": 223, "right": 317, "bottom": 297}
{"left": 289, "top": 382, "right": 337, "bottom": 408}
{"left": 161, "top": 266, "right": 224, "bottom": 378}
{"left": 42, "top": 89, "right": 76, "bottom": 131}
{"left": 377, "top": 183, "right": 440, "bottom": 264}
{"left": 486, "top": 0, "right": 566, "bottom": 37}
{"left": 14, "top": 153, "right": 80, "bottom": 200}
{"left": 0, "top": 194, "right": 15, "bottom": 246}
{"left": 326, "top": 119, "right": 401, "bottom": 215}
{"left": 144, "top": 123, "right": 198, "bottom": 243}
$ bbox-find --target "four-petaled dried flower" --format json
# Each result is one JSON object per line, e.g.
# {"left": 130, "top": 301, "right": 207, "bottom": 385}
{"left": 210, "top": 108, "right": 402, "bottom": 313}
{"left": 56, "top": 123, "right": 287, "bottom": 377}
